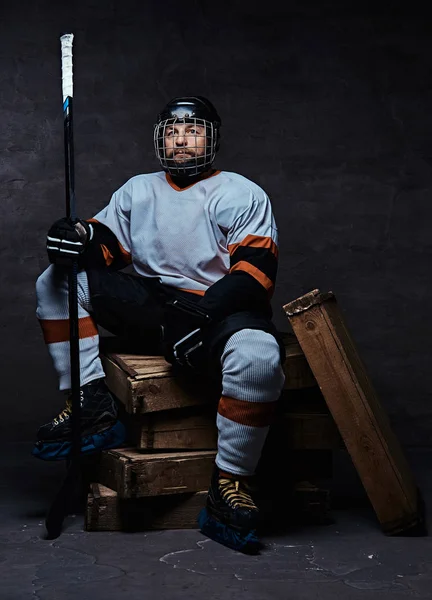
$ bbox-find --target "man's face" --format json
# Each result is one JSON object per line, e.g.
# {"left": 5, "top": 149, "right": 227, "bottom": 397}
{"left": 164, "top": 122, "right": 207, "bottom": 163}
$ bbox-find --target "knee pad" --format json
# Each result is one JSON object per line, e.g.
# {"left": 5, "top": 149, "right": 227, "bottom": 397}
{"left": 205, "top": 311, "right": 286, "bottom": 375}
{"left": 219, "top": 329, "right": 285, "bottom": 405}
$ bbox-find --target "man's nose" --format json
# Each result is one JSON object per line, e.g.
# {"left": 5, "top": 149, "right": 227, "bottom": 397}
{"left": 175, "top": 135, "right": 186, "bottom": 146}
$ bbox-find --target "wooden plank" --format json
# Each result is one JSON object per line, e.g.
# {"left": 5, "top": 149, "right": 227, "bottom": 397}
{"left": 282, "top": 334, "right": 317, "bottom": 389}
{"left": 85, "top": 483, "right": 207, "bottom": 531}
{"left": 134, "top": 407, "right": 218, "bottom": 450}
{"left": 131, "top": 373, "right": 214, "bottom": 413}
{"left": 284, "top": 289, "right": 422, "bottom": 534}
{"left": 102, "top": 355, "right": 212, "bottom": 414}
{"left": 275, "top": 387, "right": 342, "bottom": 450}
{"left": 117, "top": 355, "right": 173, "bottom": 379}
{"left": 97, "top": 448, "right": 216, "bottom": 499}
{"left": 277, "top": 411, "right": 342, "bottom": 450}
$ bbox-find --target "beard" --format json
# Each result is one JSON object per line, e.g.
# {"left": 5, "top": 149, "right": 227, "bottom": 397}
{"left": 170, "top": 149, "right": 200, "bottom": 160}
{"left": 165, "top": 152, "right": 207, "bottom": 174}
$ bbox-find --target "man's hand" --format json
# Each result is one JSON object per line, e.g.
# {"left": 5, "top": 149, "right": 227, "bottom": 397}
{"left": 163, "top": 297, "right": 213, "bottom": 369}
{"left": 172, "top": 327, "right": 206, "bottom": 368}
{"left": 47, "top": 217, "right": 93, "bottom": 266}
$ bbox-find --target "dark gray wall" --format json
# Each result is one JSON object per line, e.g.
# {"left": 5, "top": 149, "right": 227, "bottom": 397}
{"left": 1, "top": 1, "right": 431, "bottom": 445}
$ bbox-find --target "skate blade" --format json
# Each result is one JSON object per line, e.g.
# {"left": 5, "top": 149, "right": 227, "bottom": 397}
{"left": 31, "top": 420, "right": 127, "bottom": 461}
{"left": 198, "top": 507, "right": 262, "bottom": 555}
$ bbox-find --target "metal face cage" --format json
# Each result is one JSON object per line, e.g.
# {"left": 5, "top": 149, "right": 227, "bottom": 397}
{"left": 154, "top": 116, "right": 217, "bottom": 177}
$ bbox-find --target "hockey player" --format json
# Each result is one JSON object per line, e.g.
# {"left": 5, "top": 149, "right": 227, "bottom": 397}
{"left": 34, "top": 96, "right": 286, "bottom": 552}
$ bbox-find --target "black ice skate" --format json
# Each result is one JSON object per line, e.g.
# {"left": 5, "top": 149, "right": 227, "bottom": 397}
{"left": 32, "top": 378, "right": 126, "bottom": 461}
{"left": 198, "top": 466, "right": 262, "bottom": 554}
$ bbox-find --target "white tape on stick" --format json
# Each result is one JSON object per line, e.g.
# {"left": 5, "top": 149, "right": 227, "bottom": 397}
{"left": 60, "top": 33, "right": 74, "bottom": 101}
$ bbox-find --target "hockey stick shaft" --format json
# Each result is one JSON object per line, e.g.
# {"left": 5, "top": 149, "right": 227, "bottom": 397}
{"left": 45, "top": 33, "right": 81, "bottom": 538}
{"left": 60, "top": 34, "right": 81, "bottom": 461}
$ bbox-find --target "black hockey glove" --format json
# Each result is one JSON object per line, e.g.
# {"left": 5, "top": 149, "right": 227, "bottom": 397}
{"left": 46, "top": 217, "right": 93, "bottom": 267}
{"left": 163, "top": 297, "right": 213, "bottom": 369}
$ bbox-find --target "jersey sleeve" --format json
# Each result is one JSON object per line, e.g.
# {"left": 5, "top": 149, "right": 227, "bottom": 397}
{"left": 83, "top": 184, "right": 133, "bottom": 270}
{"left": 198, "top": 188, "right": 279, "bottom": 321}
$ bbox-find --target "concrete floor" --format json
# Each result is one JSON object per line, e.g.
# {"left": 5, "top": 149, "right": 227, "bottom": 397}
{"left": 1, "top": 444, "right": 431, "bottom": 600}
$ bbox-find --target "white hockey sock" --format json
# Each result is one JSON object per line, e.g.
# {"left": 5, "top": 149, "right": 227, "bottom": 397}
{"left": 216, "top": 328, "right": 285, "bottom": 476}
{"left": 35, "top": 265, "right": 105, "bottom": 390}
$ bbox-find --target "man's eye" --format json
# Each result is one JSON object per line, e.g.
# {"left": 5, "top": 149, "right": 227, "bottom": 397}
{"left": 166, "top": 130, "right": 174, "bottom": 136}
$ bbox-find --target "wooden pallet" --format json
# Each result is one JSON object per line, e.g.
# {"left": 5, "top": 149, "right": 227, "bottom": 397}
{"left": 284, "top": 289, "right": 423, "bottom": 535}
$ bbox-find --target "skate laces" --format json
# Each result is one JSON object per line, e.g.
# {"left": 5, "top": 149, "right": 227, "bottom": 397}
{"left": 53, "top": 400, "right": 72, "bottom": 425}
{"left": 52, "top": 391, "right": 84, "bottom": 425}
{"left": 219, "top": 477, "right": 258, "bottom": 511}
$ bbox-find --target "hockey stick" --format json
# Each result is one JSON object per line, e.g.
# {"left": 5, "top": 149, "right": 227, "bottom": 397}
{"left": 45, "top": 33, "right": 82, "bottom": 539}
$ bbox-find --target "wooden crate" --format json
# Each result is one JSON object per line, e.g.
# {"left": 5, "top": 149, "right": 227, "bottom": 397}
{"left": 132, "top": 405, "right": 218, "bottom": 450}
{"left": 97, "top": 448, "right": 216, "bottom": 499}
{"left": 291, "top": 481, "right": 332, "bottom": 525}
{"left": 284, "top": 289, "right": 423, "bottom": 535}
{"left": 277, "top": 388, "right": 343, "bottom": 450}
{"left": 276, "top": 412, "right": 342, "bottom": 450}
{"left": 129, "top": 387, "right": 342, "bottom": 451}
{"left": 85, "top": 480, "right": 332, "bottom": 532}
{"left": 101, "top": 333, "right": 316, "bottom": 416}
{"left": 256, "top": 446, "right": 334, "bottom": 530}
{"left": 85, "top": 483, "right": 206, "bottom": 531}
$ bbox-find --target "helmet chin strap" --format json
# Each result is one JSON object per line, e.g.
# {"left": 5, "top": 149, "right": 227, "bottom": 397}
{"left": 168, "top": 157, "right": 201, "bottom": 176}
{"left": 170, "top": 168, "right": 215, "bottom": 188}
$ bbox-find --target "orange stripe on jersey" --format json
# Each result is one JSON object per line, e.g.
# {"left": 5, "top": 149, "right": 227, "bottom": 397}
{"left": 118, "top": 243, "right": 132, "bottom": 264}
{"left": 39, "top": 317, "right": 98, "bottom": 344}
{"left": 218, "top": 396, "right": 277, "bottom": 427}
{"left": 228, "top": 235, "right": 278, "bottom": 259}
{"left": 100, "top": 244, "right": 114, "bottom": 267}
{"left": 229, "top": 261, "right": 274, "bottom": 294}
{"left": 87, "top": 218, "right": 132, "bottom": 264}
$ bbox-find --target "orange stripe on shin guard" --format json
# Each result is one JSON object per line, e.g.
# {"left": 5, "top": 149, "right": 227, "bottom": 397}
{"left": 218, "top": 395, "right": 277, "bottom": 427}
{"left": 39, "top": 316, "right": 98, "bottom": 344}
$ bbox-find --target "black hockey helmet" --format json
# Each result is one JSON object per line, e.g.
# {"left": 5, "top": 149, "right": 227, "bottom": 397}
{"left": 154, "top": 96, "right": 221, "bottom": 177}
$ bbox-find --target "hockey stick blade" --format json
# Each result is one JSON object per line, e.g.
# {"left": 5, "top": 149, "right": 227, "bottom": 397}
{"left": 45, "top": 460, "right": 81, "bottom": 539}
